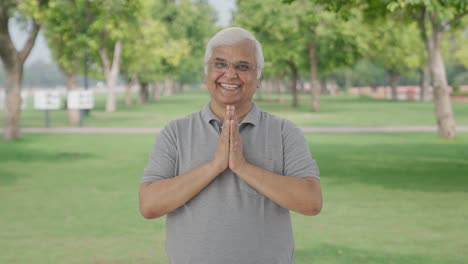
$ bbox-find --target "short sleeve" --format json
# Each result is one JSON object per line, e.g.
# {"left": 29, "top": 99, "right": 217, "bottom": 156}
{"left": 282, "top": 120, "right": 320, "bottom": 179}
{"left": 141, "top": 124, "right": 178, "bottom": 183}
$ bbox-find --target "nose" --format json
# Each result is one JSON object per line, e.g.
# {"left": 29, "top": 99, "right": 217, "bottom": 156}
{"left": 223, "top": 64, "right": 238, "bottom": 78}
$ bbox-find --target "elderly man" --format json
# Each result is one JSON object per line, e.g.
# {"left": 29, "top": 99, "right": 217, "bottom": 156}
{"left": 139, "top": 27, "right": 322, "bottom": 264}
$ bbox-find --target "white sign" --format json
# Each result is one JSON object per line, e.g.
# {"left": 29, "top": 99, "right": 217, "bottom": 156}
{"left": 68, "top": 90, "right": 94, "bottom": 110}
{"left": 34, "top": 90, "right": 62, "bottom": 110}
{"left": 1, "top": 90, "right": 29, "bottom": 110}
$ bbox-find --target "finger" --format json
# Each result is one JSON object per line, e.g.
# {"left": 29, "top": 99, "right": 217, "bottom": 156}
{"left": 229, "top": 120, "right": 234, "bottom": 152}
{"left": 229, "top": 105, "right": 234, "bottom": 121}
{"left": 225, "top": 105, "right": 230, "bottom": 121}
{"left": 223, "top": 119, "right": 230, "bottom": 136}
{"left": 232, "top": 106, "right": 238, "bottom": 125}
{"left": 232, "top": 119, "right": 239, "bottom": 142}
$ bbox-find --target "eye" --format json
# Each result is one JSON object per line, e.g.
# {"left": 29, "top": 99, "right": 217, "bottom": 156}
{"left": 213, "top": 61, "right": 227, "bottom": 69}
{"left": 235, "top": 64, "right": 252, "bottom": 72}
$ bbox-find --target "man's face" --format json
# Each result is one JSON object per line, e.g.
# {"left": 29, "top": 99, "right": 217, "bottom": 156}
{"left": 205, "top": 40, "right": 260, "bottom": 109}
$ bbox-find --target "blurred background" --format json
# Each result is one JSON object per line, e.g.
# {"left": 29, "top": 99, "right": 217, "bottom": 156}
{"left": 1, "top": 0, "right": 467, "bottom": 263}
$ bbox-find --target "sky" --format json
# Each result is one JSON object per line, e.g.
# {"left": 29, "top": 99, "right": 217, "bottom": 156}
{"left": 9, "top": 0, "right": 235, "bottom": 66}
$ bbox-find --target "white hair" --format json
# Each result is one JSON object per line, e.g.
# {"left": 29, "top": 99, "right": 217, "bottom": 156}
{"left": 204, "top": 27, "right": 264, "bottom": 79}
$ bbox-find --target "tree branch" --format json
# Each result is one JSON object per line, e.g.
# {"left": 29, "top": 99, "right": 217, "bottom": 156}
{"left": 111, "top": 39, "right": 122, "bottom": 74}
{"left": 0, "top": 4, "right": 18, "bottom": 68}
{"left": 18, "top": 20, "right": 41, "bottom": 64}
{"left": 442, "top": 10, "right": 468, "bottom": 31}
{"left": 99, "top": 47, "right": 111, "bottom": 79}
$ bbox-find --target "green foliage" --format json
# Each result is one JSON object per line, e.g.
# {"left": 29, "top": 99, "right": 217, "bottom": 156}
{"left": 234, "top": 0, "right": 307, "bottom": 78}
{"left": 151, "top": 0, "right": 218, "bottom": 83}
{"left": 85, "top": 0, "right": 142, "bottom": 72}
{"left": 348, "top": 59, "right": 388, "bottom": 87}
{"left": 367, "top": 19, "right": 423, "bottom": 77}
{"left": 17, "top": 0, "right": 50, "bottom": 23}
{"left": 120, "top": 0, "right": 187, "bottom": 83}
{"left": 44, "top": 0, "right": 87, "bottom": 75}
{"left": 234, "top": 0, "right": 367, "bottom": 79}
{"left": 119, "top": 0, "right": 217, "bottom": 84}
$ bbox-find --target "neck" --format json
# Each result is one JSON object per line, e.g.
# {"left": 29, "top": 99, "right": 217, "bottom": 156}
{"left": 211, "top": 101, "right": 253, "bottom": 122}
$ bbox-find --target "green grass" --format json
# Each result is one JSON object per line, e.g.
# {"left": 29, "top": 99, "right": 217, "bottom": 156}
{"left": 1, "top": 133, "right": 467, "bottom": 263}
{"left": 6, "top": 90, "right": 468, "bottom": 128}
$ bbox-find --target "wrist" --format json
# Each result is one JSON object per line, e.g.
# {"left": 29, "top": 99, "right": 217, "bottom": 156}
{"left": 232, "top": 160, "right": 249, "bottom": 176}
{"left": 208, "top": 160, "right": 226, "bottom": 175}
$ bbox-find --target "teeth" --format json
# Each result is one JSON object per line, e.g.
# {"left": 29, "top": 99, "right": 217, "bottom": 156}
{"left": 220, "top": 83, "right": 240, "bottom": 90}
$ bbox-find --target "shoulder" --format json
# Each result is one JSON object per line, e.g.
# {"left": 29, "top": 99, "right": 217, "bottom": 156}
{"left": 160, "top": 110, "right": 203, "bottom": 136}
{"left": 259, "top": 110, "right": 300, "bottom": 135}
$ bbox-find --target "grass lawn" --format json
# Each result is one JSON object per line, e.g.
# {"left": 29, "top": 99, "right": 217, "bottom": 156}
{"left": 1, "top": 133, "right": 467, "bottom": 263}
{"left": 7, "top": 90, "right": 468, "bottom": 128}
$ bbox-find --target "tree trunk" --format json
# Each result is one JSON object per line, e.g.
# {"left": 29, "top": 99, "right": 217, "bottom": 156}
{"left": 430, "top": 26, "right": 456, "bottom": 139}
{"left": 389, "top": 71, "right": 400, "bottom": 101}
{"left": 309, "top": 41, "right": 320, "bottom": 112}
{"left": 99, "top": 39, "right": 122, "bottom": 113}
{"left": 320, "top": 79, "right": 327, "bottom": 95}
{"left": 0, "top": 13, "right": 41, "bottom": 140}
{"left": 419, "top": 64, "right": 431, "bottom": 101}
{"left": 288, "top": 62, "right": 298, "bottom": 107}
{"left": 139, "top": 82, "right": 149, "bottom": 104}
{"left": 3, "top": 65, "right": 23, "bottom": 140}
{"left": 124, "top": 73, "right": 136, "bottom": 108}
{"left": 64, "top": 72, "right": 80, "bottom": 126}
{"left": 417, "top": 7, "right": 433, "bottom": 102}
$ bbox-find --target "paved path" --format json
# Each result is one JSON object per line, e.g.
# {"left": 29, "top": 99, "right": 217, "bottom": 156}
{"left": 16, "top": 126, "right": 468, "bottom": 134}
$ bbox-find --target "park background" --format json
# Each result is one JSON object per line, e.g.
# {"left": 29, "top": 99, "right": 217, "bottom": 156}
{"left": 1, "top": 0, "right": 468, "bottom": 263}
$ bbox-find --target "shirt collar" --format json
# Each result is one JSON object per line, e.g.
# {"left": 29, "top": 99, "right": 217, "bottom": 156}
{"left": 201, "top": 102, "right": 260, "bottom": 127}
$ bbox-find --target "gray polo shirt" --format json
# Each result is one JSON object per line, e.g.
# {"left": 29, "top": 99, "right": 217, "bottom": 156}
{"left": 142, "top": 102, "right": 319, "bottom": 264}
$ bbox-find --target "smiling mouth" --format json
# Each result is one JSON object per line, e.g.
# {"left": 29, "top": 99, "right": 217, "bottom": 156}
{"left": 219, "top": 83, "right": 240, "bottom": 90}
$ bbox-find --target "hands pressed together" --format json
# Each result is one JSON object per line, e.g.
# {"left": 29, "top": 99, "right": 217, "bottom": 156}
{"left": 212, "top": 105, "right": 248, "bottom": 174}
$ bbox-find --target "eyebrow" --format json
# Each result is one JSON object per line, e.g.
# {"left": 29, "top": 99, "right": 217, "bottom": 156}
{"left": 214, "top": 57, "right": 251, "bottom": 64}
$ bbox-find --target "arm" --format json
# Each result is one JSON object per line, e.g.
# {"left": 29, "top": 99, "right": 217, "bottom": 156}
{"left": 139, "top": 161, "right": 223, "bottom": 219}
{"left": 228, "top": 111, "right": 322, "bottom": 216}
{"left": 139, "top": 108, "right": 232, "bottom": 219}
{"left": 234, "top": 163, "right": 322, "bottom": 216}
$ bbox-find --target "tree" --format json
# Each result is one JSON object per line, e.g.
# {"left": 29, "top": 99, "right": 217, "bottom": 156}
{"left": 236, "top": 0, "right": 367, "bottom": 109}
{"left": 86, "top": 0, "right": 141, "bottom": 112}
{"left": 146, "top": 0, "right": 217, "bottom": 96}
{"left": 235, "top": 0, "right": 308, "bottom": 107}
{"left": 120, "top": 0, "right": 191, "bottom": 104}
{"left": 307, "top": 0, "right": 468, "bottom": 138}
{"left": 44, "top": 0, "right": 88, "bottom": 125}
{"left": 367, "top": 19, "right": 422, "bottom": 100}
{"left": 0, "top": 0, "right": 49, "bottom": 140}
{"left": 387, "top": 0, "right": 468, "bottom": 139}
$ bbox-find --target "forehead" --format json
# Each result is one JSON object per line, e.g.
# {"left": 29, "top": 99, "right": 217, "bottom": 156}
{"left": 211, "top": 40, "right": 257, "bottom": 63}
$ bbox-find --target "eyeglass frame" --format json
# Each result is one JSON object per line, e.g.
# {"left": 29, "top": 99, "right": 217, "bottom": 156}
{"left": 206, "top": 59, "right": 258, "bottom": 74}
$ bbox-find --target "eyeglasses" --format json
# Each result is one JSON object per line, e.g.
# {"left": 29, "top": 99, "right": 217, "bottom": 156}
{"left": 208, "top": 60, "right": 258, "bottom": 73}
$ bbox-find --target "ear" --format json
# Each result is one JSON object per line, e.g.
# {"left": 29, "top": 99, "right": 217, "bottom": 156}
{"left": 257, "top": 74, "right": 263, "bottom": 88}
